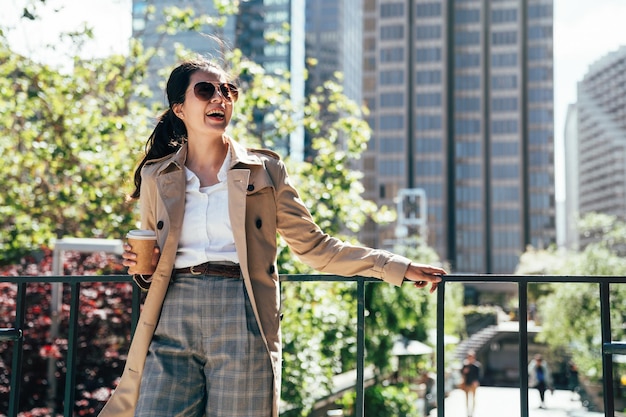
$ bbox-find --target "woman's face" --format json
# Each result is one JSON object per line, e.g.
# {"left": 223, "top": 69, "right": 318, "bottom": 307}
{"left": 174, "top": 69, "right": 235, "bottom": 138}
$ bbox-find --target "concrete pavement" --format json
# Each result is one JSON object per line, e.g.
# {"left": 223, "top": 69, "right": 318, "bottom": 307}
{"left": 428, "top": 386, "right": 603, "bottom": 417}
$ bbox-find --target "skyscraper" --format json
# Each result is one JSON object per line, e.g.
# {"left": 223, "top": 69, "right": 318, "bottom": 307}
{"left": 361, "top": 0, "right": 555, "bottom": 274}
{"left": 575, "top": 46, "right": 626, "bottom": 236}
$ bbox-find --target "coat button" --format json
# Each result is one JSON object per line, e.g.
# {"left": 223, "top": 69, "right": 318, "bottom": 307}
{"left": 269, "top": 265, "right": 275, "bottom": 274}
{"left": 157, "top": 221, "right": 164, "bottom": 230}
{"left": 256, "top": 218, "right": 262, "bottom": 229}
{"left": 247, "top": 184, "right": 255, "bottom": 192}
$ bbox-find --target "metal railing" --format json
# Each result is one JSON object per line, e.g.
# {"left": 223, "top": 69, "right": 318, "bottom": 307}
{"left": 1, "top": 273, "right": 625, "bottom": 416}
{"left": 436, "top": 274, "right": 626, "bottom": 417}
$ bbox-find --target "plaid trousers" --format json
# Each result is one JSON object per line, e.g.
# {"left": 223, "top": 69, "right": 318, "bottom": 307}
{"left": 134, "top": 273, "right": 274, "bottom": 417}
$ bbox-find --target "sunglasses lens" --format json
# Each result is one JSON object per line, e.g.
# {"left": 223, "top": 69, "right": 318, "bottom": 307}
{"left": 194, "top": 82, "right": 239, "bottom": 102}
{"left": 194, "top": 82, "right": 217, "bottom": 101}
{"left": 220, "top": 83, "right": 239, "bottom": 102}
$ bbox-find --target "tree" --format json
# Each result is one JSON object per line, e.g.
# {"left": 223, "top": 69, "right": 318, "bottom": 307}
{"left": 517, "top": 213, "right": 626, "bottom": 381}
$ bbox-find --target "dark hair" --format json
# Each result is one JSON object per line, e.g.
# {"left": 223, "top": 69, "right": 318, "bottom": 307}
{"left": 130, "top": 58, "right": 233, "bottom": 199}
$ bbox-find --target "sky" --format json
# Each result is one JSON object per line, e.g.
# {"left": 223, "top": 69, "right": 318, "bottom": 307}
{"left": 3, "top": 0, "right": 626, "bottom": 201}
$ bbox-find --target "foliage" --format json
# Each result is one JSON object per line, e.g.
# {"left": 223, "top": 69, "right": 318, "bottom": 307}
{"left": 0, "top": 34, "right": 155, "bottom": 264}
{"left": 339, "top": 383, "right": 420, "bottom": 417}
{"left": 517, "top": 213, "right": 626, "bottom": 381}
{"left": 1, "top": 1, "right": 446, "bottom": 415}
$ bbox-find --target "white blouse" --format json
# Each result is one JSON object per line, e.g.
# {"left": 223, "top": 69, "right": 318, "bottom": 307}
{"left": 174, "top": 150, "right": 239, "bottom": 268}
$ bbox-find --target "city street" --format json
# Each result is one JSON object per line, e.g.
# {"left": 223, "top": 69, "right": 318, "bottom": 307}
{"left": 429, "top": 386, "right": 604, "bottom": 417}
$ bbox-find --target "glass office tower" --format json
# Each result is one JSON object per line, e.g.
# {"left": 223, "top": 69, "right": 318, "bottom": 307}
{"left": 361, "top": 0, "right": 555, "bottom": 274}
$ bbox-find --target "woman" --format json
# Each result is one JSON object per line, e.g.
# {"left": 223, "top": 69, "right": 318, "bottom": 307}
{"left": 460, "top": 350, "right": 481, "bottom": 417}
{"left": 98, "top": 57, "right": 445, "bottom": 417}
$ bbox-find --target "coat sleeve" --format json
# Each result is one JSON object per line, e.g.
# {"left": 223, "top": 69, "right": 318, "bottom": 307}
{"left": 267, "top": 158, "right": 410, "bottom": 286}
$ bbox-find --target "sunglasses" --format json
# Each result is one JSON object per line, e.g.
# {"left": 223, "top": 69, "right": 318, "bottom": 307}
{"left": 193, "top": 82, "right": 239, "bottom": 103}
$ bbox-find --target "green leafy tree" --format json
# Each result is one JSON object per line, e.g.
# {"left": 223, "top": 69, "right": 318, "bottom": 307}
{"left": 517, "top": 213, "right": 626, "bottom": 381}
{"left": 0, "top": 30, "right": 157, "bottom": 263}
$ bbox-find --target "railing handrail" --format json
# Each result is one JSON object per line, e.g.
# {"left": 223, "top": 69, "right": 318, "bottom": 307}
{"left": 2, "top": 273, "right": 625, "bottom": 417}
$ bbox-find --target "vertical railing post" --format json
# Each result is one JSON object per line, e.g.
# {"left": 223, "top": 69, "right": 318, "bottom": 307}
{"left": 436, "top": 280, "right": 446, "bottom": 417}
{"left": 64, "top": 281, "right": 81, "bottom": 417}
{"left": 519, "top": 280, "right": 529, "bottom": 417}
{"left": 8, "top": 282, "right": 26, "bottom": 417}
{"left": 600, "top": 281, "right": 614, "bottom": 416}
{"left": 355, "top": 279, "right": 366, "bottom": 417}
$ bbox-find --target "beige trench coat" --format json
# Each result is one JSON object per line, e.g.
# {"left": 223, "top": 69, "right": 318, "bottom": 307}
{"left": 98, "top": 138, "right": 411, "bottom": 417}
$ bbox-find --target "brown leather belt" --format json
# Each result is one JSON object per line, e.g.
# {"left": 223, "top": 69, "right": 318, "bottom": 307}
{"left": 174, "top": 262, "right": 241, "bottom": 278}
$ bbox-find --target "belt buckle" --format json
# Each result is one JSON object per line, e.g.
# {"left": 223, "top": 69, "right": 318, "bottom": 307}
{"left": 189, "top": 264, "right": 204, "bottom": 275}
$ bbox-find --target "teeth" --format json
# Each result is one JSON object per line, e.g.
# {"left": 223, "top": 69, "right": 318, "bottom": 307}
{"left": 207, "top": 109, "right": 224, "bottom": 117}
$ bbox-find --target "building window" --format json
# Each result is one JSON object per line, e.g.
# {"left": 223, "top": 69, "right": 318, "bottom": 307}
{"left": 492, "top": 97, "right": 518, "bottom": 112}
{"left": 455, "top": 119, "right": 481, "bottom": 134}
{"left": 416, "top": 70, "right": 442, "bottom": 85}
{"left": 416, "top": 2, "right": 442, "bottom": 17}
{"left": 492, "top": 119, "right": 519, "bottom": 134}
{"left": 456, "top": 53, "right": 480, "bottom": 68}
{"left": 416, "top": 92, "right": 442, "bottom": 107}
{"left": 491, "top": 74, "right": 518, "bottom": 90}
{"left": 416, "top": 24, "right": 442, "bottom": 40}
{"left": 381, "top": 25, "right": 404, "bottom": 40}
{"left": 530, "top": 172, "right": 551, "bottom": 187}
{"left": 529, "top": 88, "right": 552, "bottom": 102}
{"left": 380, "top": 115, "right": 404, "bottom": 130}
{"left": 416, "top": 160, "right": 443, "bottom": 176}
{"left": 379, "top": 159, "right": 405, "bottom": 176}
{"left": 529, "top": 150, "right": 550, "bottom": 166}
{"left": 455, "top": 31, "right": 480, "bottom": 46}
{"left": 528, "top": 4, "right": 552, "bottom": 19}
{"left": 416, "top": 115, "right": 443, "bottom": 131}
{"left": 457, "top": 208, "right": 482, "bottom": 225}
{"left": 492, "top": 9, "right": 517, "bottom": 24}
{"left": 528, "top": 46, "right": 551, "bottom": 61}
{"left": 528, "top": 129, "right": 552, "bottom": 145}
{"left": 529, "top": 67, "right": 551, "bottom": 81}
{"left": 529, "top": 109, "right": 552, "bottom": 124}
{"left": 456, "top": 186, "right": 482, "bottom": 202}
{"left": 381, "top": 92, "right": 405, "bottom": 108}
{"left": 381, "top": 2, "right": 404, "bottom": 17}
{"left": 492, "top": 186, "right": 519, "bottom": 202}
{"left": 491, "top": 141, "right": 518, "bottom": 156}
{"left": 380, "top": 137, "right": 405, "bottom": 153}
{"left": 528, "top": 25, "right": 552, "bottom": 40}
{"left": 455, "top": 8, "right": 480, "bottom": 23}
{"left": 416, "top": 47, "right": 442, "bottom": 63}
{"left": 492, "top": 52, "right": 518, "bottom": 67}
{"left": 492, "top": 163, "right": 519, "bottom": 179}
{"left": 416, "top": 136, "right": 443, "bottom": 153}
{"left": 420, "top": 183, "right": 443, "bottom": 199}
{"left": 381, "top": 47, "right": 404, "bottom": 62}
{"left": 456, "top": 97, "right": 481, "bottom": 112}
{"left": 456, "top": 141, "right": 482, "bottom": 157}
{"left": 492, "top": 30, "right": 517, "bottom": 45}
{"left": 380, "top": 70, "right": 404, "bottom": 85}
{"left": 492, "top": 231, "right": 521, "bottom": 247}
{"left": 456, "top": 163, "right": 481, "bottom": 179}
{"left": 456, "top": 74, "right": 481, "bottom": 90}
{"left": 492, "top": 209, "right": 520, "bottom": 224}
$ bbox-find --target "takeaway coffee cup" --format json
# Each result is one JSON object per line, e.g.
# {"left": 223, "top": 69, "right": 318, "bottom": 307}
{"left": 126, "top": 229, "right": 157, "bottom": 274}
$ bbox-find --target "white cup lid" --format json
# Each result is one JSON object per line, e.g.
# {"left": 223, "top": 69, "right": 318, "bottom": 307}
{"left": 126, "top": 229, "right": 156, "bottom": 239}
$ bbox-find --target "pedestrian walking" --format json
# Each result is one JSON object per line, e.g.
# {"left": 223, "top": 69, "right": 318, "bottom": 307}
{"left": 97, "top": 55, "right": 446, "bottom": 417}
{"left": 528, "top": 354, "right": 553, "bottom": 409}
{"left": 460, "top": 350, "right": 481, "bottom": 417}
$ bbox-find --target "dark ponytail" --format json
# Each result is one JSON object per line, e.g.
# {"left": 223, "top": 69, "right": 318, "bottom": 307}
{"left": 130, "top": 109, "right": 186, "bottom": 199}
